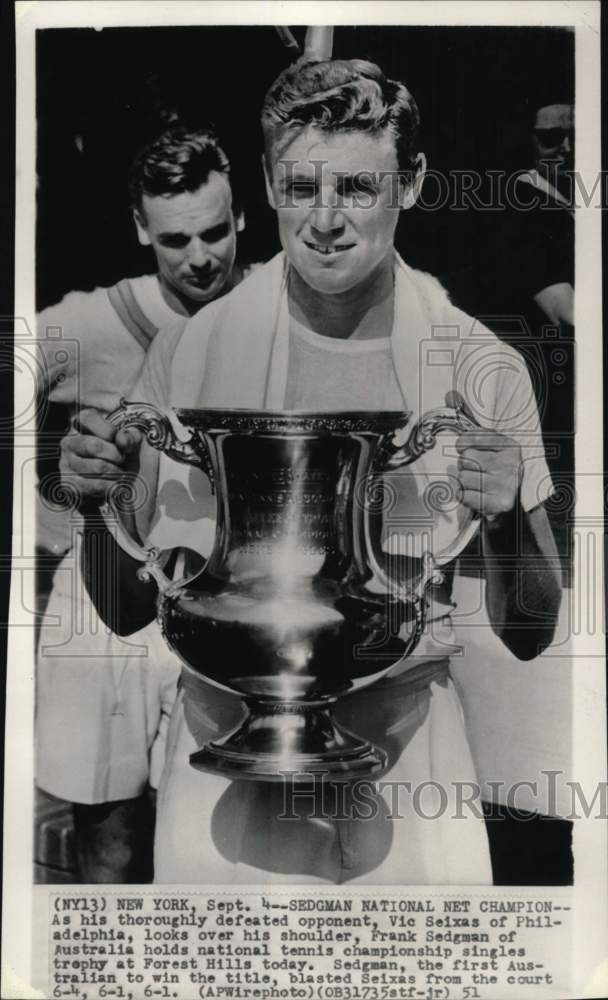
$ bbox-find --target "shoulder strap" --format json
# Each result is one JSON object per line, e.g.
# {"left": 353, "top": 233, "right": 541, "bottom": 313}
{"left": 107, "top": 278, "right": 159, "bottom": 350}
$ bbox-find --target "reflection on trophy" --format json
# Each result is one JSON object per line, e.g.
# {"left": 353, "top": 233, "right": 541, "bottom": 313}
{"left": 102, "top": 396, "right": 480, "bottom": 782}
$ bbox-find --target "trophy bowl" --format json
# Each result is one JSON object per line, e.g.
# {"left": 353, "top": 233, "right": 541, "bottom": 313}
{"left": 103, "top": 399, "right": 480, "bottom": 782}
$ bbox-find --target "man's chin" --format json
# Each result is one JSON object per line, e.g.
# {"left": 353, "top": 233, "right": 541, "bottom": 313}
{"left": 294, "top": 266, "right": 365, "bottom": 296}
{"left": 183, "top": 280, "right": 223, "bottom": 303}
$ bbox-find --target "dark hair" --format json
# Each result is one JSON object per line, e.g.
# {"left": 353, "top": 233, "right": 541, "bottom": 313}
{"left": 128, "top": 125, "right": 232, "bottom": 215}
{"left": 261, "top": 57, "right": 421, "bottom": 178}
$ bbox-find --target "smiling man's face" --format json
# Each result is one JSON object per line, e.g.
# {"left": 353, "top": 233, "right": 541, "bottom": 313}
{"left": 266, "top": 127, "right": 407, "bottom": 295}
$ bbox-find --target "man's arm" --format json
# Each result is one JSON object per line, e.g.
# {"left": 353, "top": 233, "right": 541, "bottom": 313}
{"left": 481, "top": 502, "right": 562, "bottom": 660}
{"left": 80, "top": 506, "right": 158, "bottom": 636}
{"left": 455, "top": 431, "right": 562, "bottom": 660}
{"left": 534, "top": 281, "right": 574, "bottom": 327}
{"left": 59, "top": 314, "right": 187, "bottom": 633}
{"left": 60, "top": 407, "right": 157, "bottom": 635}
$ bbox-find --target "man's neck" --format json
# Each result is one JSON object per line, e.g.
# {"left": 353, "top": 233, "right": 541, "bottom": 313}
{"left": 287, "top": 254, "right": 395, "bottom": 341}
{"left": 157, "top": 270, "right": 237, "bottom": 318}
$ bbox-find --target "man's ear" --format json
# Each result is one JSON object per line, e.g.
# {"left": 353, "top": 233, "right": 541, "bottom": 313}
{"left": 133, "top": 208, "right": 151, "bottom": 247}
{"left": 398, "top": 153, "right": 427, "bottom": 210}
{"left": 235, "top": 210, "right": 245, "bottom": 233}
{"left": 262, "top": 155, "right": 277, "bottom": 210}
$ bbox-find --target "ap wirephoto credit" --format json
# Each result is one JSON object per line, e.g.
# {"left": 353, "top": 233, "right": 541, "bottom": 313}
{"left": 4, "top": 3, "right": 606, "bottom": 1000}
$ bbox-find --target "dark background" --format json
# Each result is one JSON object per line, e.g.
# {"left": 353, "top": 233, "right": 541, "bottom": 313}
{"left": 36, "top": 24, "right": 574, "bottom": 307}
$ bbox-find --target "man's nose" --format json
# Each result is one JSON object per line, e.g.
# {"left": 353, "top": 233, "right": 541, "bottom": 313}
{"left": 188, "top": 239, "right": 211, "bottom": 268}
{"left": 310, "top": 205, "right": 346, "bottom": 236}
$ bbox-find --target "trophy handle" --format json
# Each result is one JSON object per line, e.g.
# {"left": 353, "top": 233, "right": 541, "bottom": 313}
{"left": 99, "top": 488, "right": 173, "bottom": 596}
{"left": 107, "top": 398, "right": 203, "bottom": 468}
{"left": 375, "top": 390, "right": 482, "bottom": 567}
{"left": 399, "top": 551, "right": 445, "bottom": 658}
{"left": 98, "top": 399, "right": 211, "bottom": 594}
{"left": 352, "top": 551, "right": 444, "bottom": 687}
{"left": 380, "top": 391, "right": 481, "bottom": 468}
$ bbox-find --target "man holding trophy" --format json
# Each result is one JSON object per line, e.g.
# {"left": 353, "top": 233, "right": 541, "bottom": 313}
{"left": 61, "top": 56, "right": 562, "bottom": 884}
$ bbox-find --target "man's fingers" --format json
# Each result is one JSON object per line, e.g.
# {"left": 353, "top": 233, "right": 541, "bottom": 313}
{"left": 458, "top": 469, "right": 484, "bottom": 493}
{"left": 70, "top": 410, "right": 141, "bottom": 458}
{"left": 455, "top": 432, "right": 518, "bottom": 453}
{"left": 59, "top": 413, "right": 142, "bottom": 506}
{"left": 457, "top": 449, "right": 520, "bottom": 476}
{"left": 457, "top": 454, "right": 484, "bottom": 473}
{"left": 74, "top": 407, "right": 117, "bottom": 441}
{"left": 65, "top": 454, "right": 125, "bottom": 478}
{"left": 460, "top": 489, "right": 485, "bottom": 511}
{"left": 115, "top": 427, "right": 142, "bottom": 454}
{"left": 66, "top": 433, "right": 127, "bottom": 466}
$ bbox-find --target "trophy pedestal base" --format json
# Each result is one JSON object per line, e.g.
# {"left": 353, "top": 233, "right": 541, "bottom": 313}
{"left": 189, "top": 701, "right": 387, "bottom": 782}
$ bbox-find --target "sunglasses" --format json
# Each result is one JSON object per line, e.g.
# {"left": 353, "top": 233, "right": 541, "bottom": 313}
{"left": 534, "top": 127, "right": 574, "bottom": 147}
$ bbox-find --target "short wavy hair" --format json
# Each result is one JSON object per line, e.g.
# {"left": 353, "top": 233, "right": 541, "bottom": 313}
{"left": 262, "top": 57, "right": 421, "bottom": 178}
{"left": 129, "top": 125, "right": 232, "bottom": 216}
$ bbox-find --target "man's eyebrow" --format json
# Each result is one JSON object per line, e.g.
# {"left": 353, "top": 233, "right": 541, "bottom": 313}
{"left": 199, "top": 221, "right": 230, "bottom": 238}
{"left": 157, "top": 221, "right": 229, "bottom": 239}
{"left": 201, "top": 221, "right": 229, "bottom": 232}
{"left": 334, "top": 171, "right": 382, "bottom": 189}
{"left": 280, "top": 169, "right": 380, "bottom": 181}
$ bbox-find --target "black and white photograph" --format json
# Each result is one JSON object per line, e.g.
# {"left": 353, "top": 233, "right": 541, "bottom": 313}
{"left": 3, "top": 2, "right": 606, "bottom": 998}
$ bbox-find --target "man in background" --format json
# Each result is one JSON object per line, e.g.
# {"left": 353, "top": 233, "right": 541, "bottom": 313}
{"left": 499, "top": 95, "right": 574, "bottom": 327}
{"left": 36, "top": 124, "right": 249, "bottom": 882}
{"left": 475, "top": 92, "right": 574, "bottom": 569}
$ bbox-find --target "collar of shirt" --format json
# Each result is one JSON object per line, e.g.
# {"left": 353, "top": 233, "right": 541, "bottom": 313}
{"left": 519, "top": 169, "right": 574, "bottom": 215}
